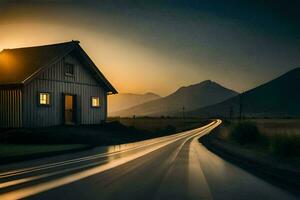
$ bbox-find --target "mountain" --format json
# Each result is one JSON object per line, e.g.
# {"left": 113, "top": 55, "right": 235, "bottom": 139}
{"left": 111, "top": 80, "right": 238, "bottom": 117}
{"left": 108, "top": 92, "right": 161, "bottom": 114}
{"left": 188, "top": 67, "right": 300, "bottom": 118}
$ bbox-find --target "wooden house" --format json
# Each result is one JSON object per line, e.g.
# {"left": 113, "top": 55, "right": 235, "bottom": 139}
{"left": 0, "top": 41, "right": 117, "bottom": 128}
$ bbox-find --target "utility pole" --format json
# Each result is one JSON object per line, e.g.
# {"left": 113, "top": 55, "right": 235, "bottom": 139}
{"left": 239, "top": 92, "right": 243, "bottom": 122}
{"left": 133, "top": 115, "right": 136, "bottom": 128}
{"left": 182, "top": 106, "right": 185, "bottom": 127}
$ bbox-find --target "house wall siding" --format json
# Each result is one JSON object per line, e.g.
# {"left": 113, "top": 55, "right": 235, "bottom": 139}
{"left": 22, "top": 53, "right": 107, "bottom": 128}
{"left": 38, "top": 52, "right": 99, "bottom": 86}
{"left": 0, "top": 89, "right": 22, "bottom": 128}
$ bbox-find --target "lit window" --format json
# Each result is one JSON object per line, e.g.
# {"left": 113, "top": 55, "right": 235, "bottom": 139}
{"left": 91, "top": 97, "right": 100, "bottom": 107}
{"left": 65, "top": 63, "right": 74, "bottom": 75}
{"left": 39, "top": 93, "right": 50, "bottom": 105}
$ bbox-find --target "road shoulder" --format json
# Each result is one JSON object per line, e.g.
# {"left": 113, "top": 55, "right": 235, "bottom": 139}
{"left": 199, "top": 127, "right": 300, "bottom": 196}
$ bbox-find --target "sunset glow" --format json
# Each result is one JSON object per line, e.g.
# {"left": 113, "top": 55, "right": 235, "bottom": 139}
{"left": 1, "top": 1, "right": 300, "bottom": 96}
{"left": 0, "top": 2, "right": 300, "bottom": 200}
{"left": 0, "top": 52, "right": 17, "bottom": 73}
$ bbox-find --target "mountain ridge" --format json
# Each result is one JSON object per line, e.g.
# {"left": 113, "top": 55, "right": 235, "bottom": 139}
{"left": 187, "top": 67, "right": 300, "bottom": 118}
{"left": 108, "top": 92, "right": 161, "bottom": 114}
{"left": 111, "top": 80, "right": 238, "bottom": 117}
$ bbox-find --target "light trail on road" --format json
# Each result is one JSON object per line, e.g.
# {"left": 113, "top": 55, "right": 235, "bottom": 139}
{"left": 0, "top": 119, "right": 297, "bottom": 200}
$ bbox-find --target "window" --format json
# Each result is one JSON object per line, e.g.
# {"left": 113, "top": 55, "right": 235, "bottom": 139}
{"left": 39, "top": 93, "right": 50, "bottom": 105}
{"left": 91, "top": 97, "right": 100, "bottom": 108}
{"left": 65, "top": 63, "right": 74, "bottom": 76}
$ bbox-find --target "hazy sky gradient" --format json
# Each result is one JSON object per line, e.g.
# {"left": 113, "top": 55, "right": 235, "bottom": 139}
{"left": 0, "top": 0, "right": 299, "bottom": 96}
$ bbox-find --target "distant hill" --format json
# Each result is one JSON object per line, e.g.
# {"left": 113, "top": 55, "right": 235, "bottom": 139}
{"left": 112, "top": 80, "right": 238, "bottom": 117}
{"left": 188, "top": 68, "right": 300, "bottom": 118}
{"left": 108, "top": 92, "right": 161, "bottom": 115}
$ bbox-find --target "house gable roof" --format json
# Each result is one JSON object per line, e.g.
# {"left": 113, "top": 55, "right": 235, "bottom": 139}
{"left": 0, "top": 41, "right": 117, "bottom": 94}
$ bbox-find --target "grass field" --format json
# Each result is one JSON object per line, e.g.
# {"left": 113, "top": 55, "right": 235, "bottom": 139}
{"left": 219, "top": 119, "right": 300, "bottom": 159}
{"left": 109, "top": 117, "right": 209, "bottom": 133}
{"left": 251, "top": 119, "right": 300, "bottom": 136}
{"left": 1, "top": 118, "right": 209, "bottom": 145}
{"left": 224, "top": 119, "right": 300, "bottom": 135}
{"left": 0, "top": 118, "right": 209, "bottom": 163}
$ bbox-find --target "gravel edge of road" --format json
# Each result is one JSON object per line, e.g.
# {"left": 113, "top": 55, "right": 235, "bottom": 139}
{"left": 199, "top": 128, "right": 300, "bottom": 196}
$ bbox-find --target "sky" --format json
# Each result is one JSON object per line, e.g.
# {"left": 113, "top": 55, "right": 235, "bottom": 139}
{"left": 0, "top": 0, "right": 300, "bottom": 96}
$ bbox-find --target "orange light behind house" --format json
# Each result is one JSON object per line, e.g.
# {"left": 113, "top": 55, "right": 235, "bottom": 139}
{"left": 0, "top": 52, "right": 18, "bottom": 73}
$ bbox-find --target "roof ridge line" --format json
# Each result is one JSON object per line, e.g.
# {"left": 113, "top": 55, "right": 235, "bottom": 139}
{"left": 2, "top": 40, "right": 79, "bottom": 51}
{"left": 22, "top": 43, "right": 77, "bottom": 84}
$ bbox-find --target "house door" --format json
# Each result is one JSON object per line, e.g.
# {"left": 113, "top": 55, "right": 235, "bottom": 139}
{"left": 63, "top": 94, "right": 77, "bottom": 125}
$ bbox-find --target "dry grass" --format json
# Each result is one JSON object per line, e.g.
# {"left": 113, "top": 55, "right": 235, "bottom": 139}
{"left": 223, "top": 119, "right": 300, "bottom": 158}
{"left": 248, "top": 119, "right": 300, "bottom": 136}
{"left": 1, "top": 118, "right": 209, "bottom": 146}
{"left": 108, "top": 117, "right": 209, "bottom": 133}
{"left": 253, "top": 120, "right": 300, "bottom": 157}
{"left": 228, "top": 122, "right": 261, "bottom": 145}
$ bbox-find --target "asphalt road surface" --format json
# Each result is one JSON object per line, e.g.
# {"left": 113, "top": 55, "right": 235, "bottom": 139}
{"left": 0, "top": 120, "right": 298, "bottom": 200}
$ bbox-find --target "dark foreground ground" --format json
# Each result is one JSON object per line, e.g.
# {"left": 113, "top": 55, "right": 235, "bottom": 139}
{"left": 200, "top": 119, "right": 300, "bottom": 193}
{"left": 0, "top": 118, "right": 209, "bottom": 164}
{"left": 0, "top": 120, "right": 298, "bottom": 200}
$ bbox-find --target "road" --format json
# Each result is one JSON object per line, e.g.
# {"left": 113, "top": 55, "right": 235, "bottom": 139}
{"left": 0, "top": 120, "right": 297, "bottom": 200}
